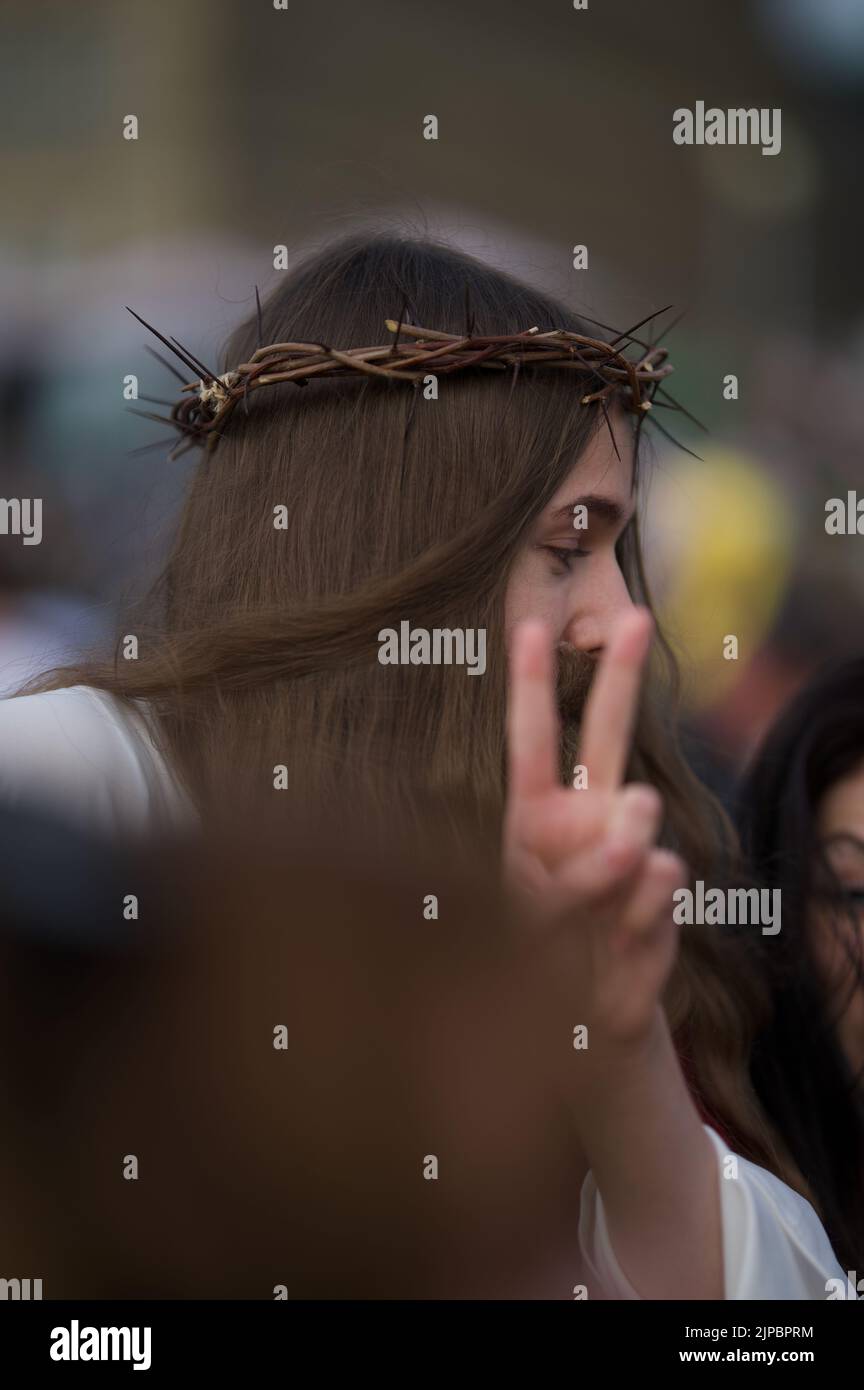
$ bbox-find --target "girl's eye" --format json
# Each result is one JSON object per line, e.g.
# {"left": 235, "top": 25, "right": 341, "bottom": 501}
{"left": 818, "top": 885, "right": 864, "bottom": 906}
{"left": 543, "top": 545, "right": 590, "bottom": 573}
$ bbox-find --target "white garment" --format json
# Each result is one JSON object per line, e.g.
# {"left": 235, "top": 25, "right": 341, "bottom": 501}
{"left": 0, "top": 685, "right": 195, "bottom": 837}
{"left": 579, "top": 1126, "right": 853, "bottom": 1300}
{"left": 0, "top": 687, "right": 853, "bottom": 1299}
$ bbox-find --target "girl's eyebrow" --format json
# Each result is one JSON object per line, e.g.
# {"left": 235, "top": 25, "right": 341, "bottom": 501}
{"left": 547, "top": 494, "right": 632, "bottom": 526}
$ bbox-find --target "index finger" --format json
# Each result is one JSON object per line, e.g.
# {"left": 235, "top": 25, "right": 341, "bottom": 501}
{"left": 506, "top": 619, "right": 561, "bottom": 801}
{"left": 577, "top": 607, "right": 653, "bottom": 794}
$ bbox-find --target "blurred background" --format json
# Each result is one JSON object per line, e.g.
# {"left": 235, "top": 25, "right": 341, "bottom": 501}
{"left": 1, "top": 0, "right": 862, "bottom": 794}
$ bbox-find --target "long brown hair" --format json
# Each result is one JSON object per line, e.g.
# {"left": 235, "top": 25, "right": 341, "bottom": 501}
{"left": 31, "top": 231, "right": 805, "bottom": 1193}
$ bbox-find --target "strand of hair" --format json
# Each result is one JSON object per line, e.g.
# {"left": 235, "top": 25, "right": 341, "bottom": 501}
{"left": 464, "top": 284, "right": 475, "bottom": 338}
{"left": 505, "top": 355, "right": 522, "bottom": 410}
{"left": 403, "top": 378, "right": 420, "bottom": 448}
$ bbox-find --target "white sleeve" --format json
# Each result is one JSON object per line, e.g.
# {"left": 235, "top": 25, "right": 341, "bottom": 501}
{"left": 578, "top": 1125, "right": 853, "bottom": 1300}
{"left": 0, "top": 686, "right": 192, "bottom": 837}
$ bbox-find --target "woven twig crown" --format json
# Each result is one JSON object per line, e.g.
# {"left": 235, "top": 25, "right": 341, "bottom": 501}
{"left": 127, "top": 302, "right": 704, "bottom": 462}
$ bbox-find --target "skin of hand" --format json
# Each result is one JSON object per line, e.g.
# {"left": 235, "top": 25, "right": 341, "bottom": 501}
{"left": 504, "top": 607, "right": 683, "bottom": 1046}
{"left": 503, "top": 605, "right": 724, "bottom": 1298}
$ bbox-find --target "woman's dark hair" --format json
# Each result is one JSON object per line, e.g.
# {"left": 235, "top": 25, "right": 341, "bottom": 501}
{"left": 22, "top": 229, "right": 802, "bottom": 1187}
{"left": 738, "top": 656, "right": 864, "bottom": 1272}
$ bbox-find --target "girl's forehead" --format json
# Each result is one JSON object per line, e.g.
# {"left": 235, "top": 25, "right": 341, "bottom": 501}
{"left": 818, "top": 759, "right": 864, "bottom": 839}
{"left": 547, "top": 420, "right": 636, "bottom": 510}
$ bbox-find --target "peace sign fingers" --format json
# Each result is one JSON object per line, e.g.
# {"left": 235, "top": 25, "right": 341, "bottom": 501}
{"left": 505, "top": 619, "right": 561, "bottom": 804}
{"left": 576, "top": 607, "right": 653, "bottom": 796}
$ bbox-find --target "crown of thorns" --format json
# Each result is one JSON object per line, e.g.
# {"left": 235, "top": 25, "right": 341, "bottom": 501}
{"left": 127, "top": 296, "right": 705, "bottom": 463}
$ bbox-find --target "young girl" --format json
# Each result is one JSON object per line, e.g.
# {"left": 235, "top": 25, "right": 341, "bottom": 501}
{"left": 0, "top": 231, "right": 850, "bottom": 1297}
{"left": 739, "top": 657, "right": 864, "bottom": 1275}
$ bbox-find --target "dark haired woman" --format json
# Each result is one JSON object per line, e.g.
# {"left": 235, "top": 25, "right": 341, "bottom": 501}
{"left": 0, "top": 231, "right": 850, "bottom": 1297}
{"left": 739, "top": 656, "right": 864, "bottom": 1279}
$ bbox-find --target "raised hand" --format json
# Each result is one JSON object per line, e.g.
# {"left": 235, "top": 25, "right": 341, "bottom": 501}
{"left": 503, "top": 607, "right": 687, "bottom": 1048}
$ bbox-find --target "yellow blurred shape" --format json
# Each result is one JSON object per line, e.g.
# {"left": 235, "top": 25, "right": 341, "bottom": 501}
{"left": 649, "top": 449, "right": 795, "bottom": 710}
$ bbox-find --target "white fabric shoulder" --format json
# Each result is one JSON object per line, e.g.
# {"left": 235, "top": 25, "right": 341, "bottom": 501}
{"left": 0, "top": 685, "right": 196, "bottom": 837}
{"left": 579, "top": 1126, "right": 853, "bottom": 1300}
